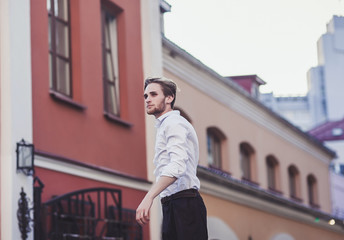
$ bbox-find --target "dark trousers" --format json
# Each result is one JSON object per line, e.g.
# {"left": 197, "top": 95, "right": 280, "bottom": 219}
{"left": 161, "top": 189, "right": 208, "bottom": 240}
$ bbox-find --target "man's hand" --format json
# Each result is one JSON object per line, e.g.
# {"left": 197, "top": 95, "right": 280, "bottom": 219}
{"left": 136, "top": 195, "right": 153, "bottom": 226}
{"left": 136, "top": 176, "right": 176, "bottom": 226}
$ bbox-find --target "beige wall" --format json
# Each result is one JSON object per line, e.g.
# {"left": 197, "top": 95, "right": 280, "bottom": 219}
{"left": 140, "top": 0, "right": 164, "bottom": 239}
{"left": 159, "top": 38, "right": 344, "bottom": 237}
{"left": 203, "top": 193, "right": 344, "bottom": 240}
{"left": 164, "top": 69, "right": 332, "bottom": 213}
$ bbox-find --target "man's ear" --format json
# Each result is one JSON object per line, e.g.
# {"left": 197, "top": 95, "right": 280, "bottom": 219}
{"left": 165, "top": 95, "right": 174, "bottom": 105}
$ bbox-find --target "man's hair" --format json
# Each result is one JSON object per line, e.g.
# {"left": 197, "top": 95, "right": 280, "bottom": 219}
{"left": 144, "top": 77, "right": 177, "bottom": 108}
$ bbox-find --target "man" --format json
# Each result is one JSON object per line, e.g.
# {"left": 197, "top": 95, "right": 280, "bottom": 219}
{"left": 136, "top": 77, "right": 208, "bottom": 240}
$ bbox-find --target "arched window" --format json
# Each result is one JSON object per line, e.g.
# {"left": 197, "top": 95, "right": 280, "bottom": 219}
{"left": 307, "top": 174, "right": 318, "bottom": 207}
{"left": 239, "top": 142, "right": 255, "bottom": 181}
{"left": 288, "top": 165, "right": 301, "bottom": 200}
{"left": 266, "top": 155, "right": 279, "bottom": 191}
{"left": 207, "top": 127, "right": 226, "bottom": 169}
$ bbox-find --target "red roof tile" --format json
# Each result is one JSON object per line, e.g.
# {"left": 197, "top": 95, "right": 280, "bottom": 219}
{"left": 308, "top": 118, "right": 344, "bottom": 141}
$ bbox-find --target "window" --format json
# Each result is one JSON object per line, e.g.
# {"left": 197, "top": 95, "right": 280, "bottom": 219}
{"left": 288, "top": 165, "right": 300, "bottom": 200}
{"left": 307, "top": 174, "right": 318, "bottom": 207}
{"left": 48, "top": 0, "right": 71, "bottom": 96}
{"left": 340, "top": 164, "right": 344, "bottom": 175}
{"left": 240, "top": 142, "right": 255, "bottom": 181}
{"left": 266, "top": 155, "right": 279, "bottom": 190}
{"left": 101, "top": 6, "right": 120, "bottom": 116}
{"left": 207, "top": 127, "right": 225, "bottom": 169}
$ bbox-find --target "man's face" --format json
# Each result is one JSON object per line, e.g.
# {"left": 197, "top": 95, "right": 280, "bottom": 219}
{"left": 144, "top": 83, "right": 172, "bottom": 118}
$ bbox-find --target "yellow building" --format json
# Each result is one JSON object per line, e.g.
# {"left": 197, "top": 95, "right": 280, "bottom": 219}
{"left": 160, "top": 37, "right": 344, "bottom": 239}
{"left": 141, "top": 1, "right": 344, "bottom": 239}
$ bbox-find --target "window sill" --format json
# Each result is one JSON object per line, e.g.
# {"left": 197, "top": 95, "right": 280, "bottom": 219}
{"left": 310, "top": 203, "right": 320, "bottom": 209}
{"left": 241, "top": 177, "right": 260, "bottom": 186}
{"left": 104, "top": 112, "right": 133, "bottom": 128}
{"left": 290, "top": 195, "right": 303, "bottom": 203}
{"left": 208, "top": 165, "right": 232, "bottom": 176}
{"left": 49, "top": 90, "right": 86, "bottom": 110}
{"left": 268, "top": 187, "right": 283, "bottom": 195}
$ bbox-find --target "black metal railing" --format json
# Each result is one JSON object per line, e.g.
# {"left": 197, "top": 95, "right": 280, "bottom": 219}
{"left": 111, "top": 208, "right": 142, "bottom": 240}
{"left": 36, "top": 187, "right": 141, "bottom": 240}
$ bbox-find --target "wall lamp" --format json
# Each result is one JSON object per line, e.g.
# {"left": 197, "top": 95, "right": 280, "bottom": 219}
{"left": 16, "top": 139, "right": 34, "bottom": 176}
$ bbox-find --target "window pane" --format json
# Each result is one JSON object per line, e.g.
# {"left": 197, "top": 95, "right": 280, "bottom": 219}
{"left": 102, "top": 9, "right": 120, "bottom": 115}
{"left": 307, "top": 176, "right": 316, "bottom": 205}
{"left": 56, "top": 58, "right": 70, "bottom": 95}
{"left": 106, "top": 52, "right": 114, "bottom": 81}
{"left": 47, "top": 0, "right": 52, "bottom": 12}
{"left": 267, "top": 157, "right": 276, "bottom": 189}
{"left": 289, "top": 169, "right": 296, "bottom": 197}
{"left": 207, "top": 135, "right": 214, "bottom": 166}
{"left": 54, "top": 0, "right": 68, "bottom": 21}
{"left": 105, "top": 19, "right": 111, "bottom": 49}
{"left": 55, "top": 21, "right": 69, "bottom": 57}
{"left": 49, "top": 53, "right": 53, "bottom": 88}
{"left": 289, "top": 176, "right": 296, "bottom": 197}
{"left": 241, "top": 149, "right": 251, "bottom": 180}
{"left": 267, "top": 164, "right": 275, "bottom": 189}
{"left": 207, "top": 133, "right": 221, "bottom": 168}
{"left": 114, "top": 79, "right": 120, "bottom": 112}
{"left": 106, "top": 83, "right": 119, "bottom": 115}
{"left": 308, "top": 182, "right": 314, "bottom": 204}
{"left": 340, "top": 165, "right": 344, "bottom": 175}
{"left": 108, "top": 18, "right": 119, "bottom": 82}
{"left": 48, "top": 17, "right": 52, "bottom": 50}
{"left": 213, "top": 138, "right": 221, "bottom": 167}
{"left": 49, "top": 0, "right": 71, "bottom": 96}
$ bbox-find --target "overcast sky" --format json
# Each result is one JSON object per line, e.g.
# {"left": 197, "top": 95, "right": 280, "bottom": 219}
{"left": 164, "top": 0, "right": 344, "bottom": 95}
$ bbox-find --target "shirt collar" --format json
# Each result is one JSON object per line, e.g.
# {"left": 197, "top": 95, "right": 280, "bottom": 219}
{"left": 155, "top": 110, "right": 180, "bottom": 128}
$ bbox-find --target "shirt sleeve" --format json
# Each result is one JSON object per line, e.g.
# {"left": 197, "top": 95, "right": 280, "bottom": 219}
{"left": 160, "top": 122, "right": 189, "bottom": 178}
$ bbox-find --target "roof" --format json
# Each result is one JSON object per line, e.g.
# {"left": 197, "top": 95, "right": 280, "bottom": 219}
{"left": 162, "top": 36, "right": 336, "bottom": 158}
{"left": 229, "top": 74, "right": 266, "bottom": 85}
{"left": 308, "top": 118, "right": 344, "bottom": 141}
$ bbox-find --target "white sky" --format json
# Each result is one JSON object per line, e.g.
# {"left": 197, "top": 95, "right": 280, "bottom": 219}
{"left": 164, "top": 0, "right": 344, "bottom": 95}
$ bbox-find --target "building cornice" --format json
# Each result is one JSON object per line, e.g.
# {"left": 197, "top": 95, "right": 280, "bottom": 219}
{"left": 198, "top": 166, "right": 344, "bottom": 233}
{"left": 162, "top": 36, "right": 336, "bottom": 163}
{"left": 35, "top": 150, "right": 152, "bottom": 192}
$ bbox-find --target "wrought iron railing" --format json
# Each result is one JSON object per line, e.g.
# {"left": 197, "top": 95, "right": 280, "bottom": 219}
{"left": 36, "top": 187, "right": 141, "bottom": 240}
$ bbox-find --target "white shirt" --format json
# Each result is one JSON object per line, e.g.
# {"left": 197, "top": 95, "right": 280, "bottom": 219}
{"left": 154, "top": 110, "right": 200, "bottom": 198}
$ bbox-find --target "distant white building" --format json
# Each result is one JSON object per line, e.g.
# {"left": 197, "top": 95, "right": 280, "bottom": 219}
{"left": 261, "top": 15, "right": 344, "bottom": 131}
{"left": 260, "top": 94, "right": 312, "bottom": 131}
{"left": 260, "top": 16, "right": 344, "bottom": 220}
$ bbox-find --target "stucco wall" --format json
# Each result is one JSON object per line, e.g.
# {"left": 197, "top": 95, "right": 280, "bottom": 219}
{"left": 31, "top": 0, "right": 147, "bottom": 178}
{"left": 164, "top": 69, "right": 332, "bottom": 213}
{"left": 203, "top": 193, "right": 344, "bottom": 240}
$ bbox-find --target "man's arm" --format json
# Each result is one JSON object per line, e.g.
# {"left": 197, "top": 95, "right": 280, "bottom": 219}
{"left": 136, "top": 176, "right": 176, "bottom": 226}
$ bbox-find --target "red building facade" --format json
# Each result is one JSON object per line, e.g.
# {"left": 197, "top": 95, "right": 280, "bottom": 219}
{"left": 30, "top": 0, "right": 149, "bottom": 238}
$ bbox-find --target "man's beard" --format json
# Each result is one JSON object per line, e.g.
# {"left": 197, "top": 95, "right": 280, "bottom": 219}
{"left": 147, "top": 101, "right": 166, "bottom": 116}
